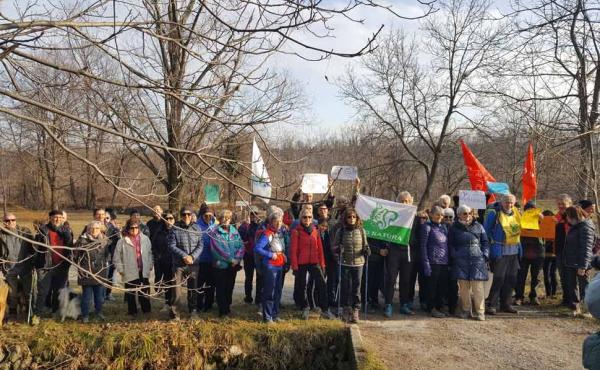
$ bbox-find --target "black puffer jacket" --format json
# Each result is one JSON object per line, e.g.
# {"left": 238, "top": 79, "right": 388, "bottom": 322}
{"left": 564, "top": 219, "right": 595, "bottom": 269}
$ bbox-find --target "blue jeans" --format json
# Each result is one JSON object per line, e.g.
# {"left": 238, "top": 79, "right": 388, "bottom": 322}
{"left": 81, "top": 285, "right": 105, "bottom": 317}
{"left": 261, "top": 266, "right": 283, "bottom": 321}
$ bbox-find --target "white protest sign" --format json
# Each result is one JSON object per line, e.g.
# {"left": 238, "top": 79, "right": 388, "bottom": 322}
{"left": 459, "top": 190, "right": 487, "bottom": 210}
{"left": 330, "top": 166, "right": 358, "bottom": 181}
{"left": 301, "top": 173, "right": 329, "bottom": 194}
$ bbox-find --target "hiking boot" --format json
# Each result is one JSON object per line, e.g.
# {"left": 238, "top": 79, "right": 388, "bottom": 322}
{"left": 367, "top": 302, "right": 379, "bottom": 313}
{"left": 274, "top": 317, "right": 284, "bottom": 323}
{"left": 431, "top": 309, "right": 446, "bottom": 318}
{"left": 313, "top": 307, "right": 322, "bottom": 315}
{"left": 530, "top": 297, "right": 541, "bottom": 306}
{"left": 485, "top": 307, "right": 496, "bottom": 315}
{"left": 514, "top": 299, "right": 523, "bottom": 306}
{"left": 244, "top": 296, "right": 253, "bottom": 304}
{"left": 82, "top": 316, "right": 90, "bottom": 323}
{"left": 265, "top": 319, "right": 275, "bottom": 325}
{"left": 474, "top": 314, "right": 485, "bottom": 321}
{"left": 457, "top": 311, "right": 470, "bottom": 319}
{"left": 96, "top": 313, "right": 106, "bottom": 322}
{"left": 350, "top": 308, "right": 360, "bottom": 323}
{"left": 190, "top": 310, "right": 200, "bottom": 320}
{"left": 321, "top": 309, "right": 336, "bottom": 320}
{"left": 399, "top": 304, "right": 415, "bottom": 315}
{"left": 384, "top": 304, "right": 393, "bottom": 318}
{"left": 302, "top": 308, "right": 310, "bottom": 320}
{"left": 500, "top": 306, "right": 518, "bottom": 314}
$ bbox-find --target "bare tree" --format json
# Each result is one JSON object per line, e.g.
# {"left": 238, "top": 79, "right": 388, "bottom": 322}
{"left": 339, "top": 0, "right": 504, "bottom": 207}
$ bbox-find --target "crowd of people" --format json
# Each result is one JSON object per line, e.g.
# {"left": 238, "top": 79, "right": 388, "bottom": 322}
{"left": 0, "top": 185, "right": 598, "bottom": 326}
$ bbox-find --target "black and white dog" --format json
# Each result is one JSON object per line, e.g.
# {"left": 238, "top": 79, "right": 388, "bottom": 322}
{"left": 58, "top": 287, "right": 81, "bottom": 322}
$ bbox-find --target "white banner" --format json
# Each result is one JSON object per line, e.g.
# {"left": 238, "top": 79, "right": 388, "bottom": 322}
{"left": 459, "top": 190, "right": 486, "bottom": 210}
{"left": 301, "top": 173, "right": 329, "bottom": 194}
{"left": 251, "top": 139, "right": 272, "bottom": 203}
{"left": 330, "top": 166, "right": 358, "bottom": 181}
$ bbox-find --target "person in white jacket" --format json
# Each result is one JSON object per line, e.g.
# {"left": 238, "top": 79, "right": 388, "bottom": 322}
{"left": 113, "top": 220, "right": 154, "bottom": 316}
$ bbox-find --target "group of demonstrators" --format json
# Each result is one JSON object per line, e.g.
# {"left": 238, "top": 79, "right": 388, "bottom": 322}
{"left": 0, "top": 185, "right": 597, "bottom": 325}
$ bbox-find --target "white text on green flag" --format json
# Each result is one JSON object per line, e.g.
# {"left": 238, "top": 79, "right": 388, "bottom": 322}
{"left": 355, "top": 194, "right": 417, "bottom": 245}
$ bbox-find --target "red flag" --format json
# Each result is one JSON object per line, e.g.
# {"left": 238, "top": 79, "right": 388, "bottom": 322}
{"left": 460, "top": 139, "right": 496, "bottom": 191}
{"left": 522, "top": 143, "right": 536, "bottom": 205}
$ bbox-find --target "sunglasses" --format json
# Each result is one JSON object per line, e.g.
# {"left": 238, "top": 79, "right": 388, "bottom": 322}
{"left": 130, "top": 226, "right": 139, "bottom": 229}
{"left": 302, "top": 216, "right": 313, "bottom": 219}
{"left": 166, "top": 216, "right": 174, "bottom": 220}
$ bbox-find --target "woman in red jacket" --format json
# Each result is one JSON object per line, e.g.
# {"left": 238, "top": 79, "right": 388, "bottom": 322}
{"left": 291, "top": 209, "right": 335, "bottom": 320}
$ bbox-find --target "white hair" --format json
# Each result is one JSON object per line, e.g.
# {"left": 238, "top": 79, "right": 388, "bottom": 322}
{"left": 398, "top": 191, "right": 413, "bottom": 204}
{"left": 501, "top": 193, "right": 516, "bottom": 203}
{"left": 457, "top": 205, "right": 472, "bottom": 215}
{"left": 430, "top": 206, "right": 444, "bottom": 215}
{"left": 443, "top": 208, "right": 455, "bottom": 217}
{"left": 557, "top": 193, "right": 572, "bottom": 204}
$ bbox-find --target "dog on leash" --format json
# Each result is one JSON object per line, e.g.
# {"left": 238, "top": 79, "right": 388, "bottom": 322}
{"left": 58, "top": 287, "right": 81, "bottom": 322}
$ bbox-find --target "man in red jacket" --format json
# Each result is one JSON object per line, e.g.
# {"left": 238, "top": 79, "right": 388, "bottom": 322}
{"left": 290, "top": 209, "right": 335, "bottom": 320}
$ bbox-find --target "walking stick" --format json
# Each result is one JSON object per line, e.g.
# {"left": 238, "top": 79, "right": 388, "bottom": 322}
{"left": 336, "top": 246, "right": 342, "bottom": 317}
{"left": 28, "top": 269, "right": 37, "bottom": 325}
{"left": 364, "top": 257, "right": 369, "bottom": 319}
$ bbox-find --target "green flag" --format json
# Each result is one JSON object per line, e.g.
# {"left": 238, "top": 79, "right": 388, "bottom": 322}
{"left": 355, "top": 194, "right": 417, "bottom": 245}
{"left": 204, "top": 184, "right": 220, "bottom": 205}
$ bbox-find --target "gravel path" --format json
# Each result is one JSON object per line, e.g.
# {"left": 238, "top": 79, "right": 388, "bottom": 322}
{"left": 358, "top": 306, "right": 599, "bottom": 370}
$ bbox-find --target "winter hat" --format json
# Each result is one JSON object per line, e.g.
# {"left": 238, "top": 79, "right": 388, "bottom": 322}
{"left": 180, "top": 206, "right": 194, "bottom": 216}
{"left": 48, "top": 209, "right": 62, "bottom": 217}
{"left": 579, "top": 199, "right": 594, "bottom": 210}
{"left": 198, "top": 202, "right": 209, "bottom": 216}
{"left": 336, "top": 196, "right": 349, "bottom": 208}
{"left": 524, "top": 201, "right": 536, "bottom": 211}
{"left": 586, "top": 271, "right": 600, "bottom": 319}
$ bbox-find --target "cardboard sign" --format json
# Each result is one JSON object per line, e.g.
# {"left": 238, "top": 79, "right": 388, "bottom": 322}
{"left": 330, "top": 166, "right": 358, "bottom": 181}
{"left": 204, "top": 184, "right": 220, "bottom": 204}
{"left": 521, "top": 217, "right": 556, "bottom": 239}
{"left": 521, "top": 208, "right": 542, "bottom": 230}
{"left": 301, "top": 173, "right": 329, "bottom": 194}
{"left": 458, "top": 190, "right": 487, "bottom": 210}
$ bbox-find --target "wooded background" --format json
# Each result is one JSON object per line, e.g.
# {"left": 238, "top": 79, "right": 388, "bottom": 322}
{"left": 0, "top": 0, "right": 597, "bottom": 212}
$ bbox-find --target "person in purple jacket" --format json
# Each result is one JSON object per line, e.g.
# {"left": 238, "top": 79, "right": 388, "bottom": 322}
{"left": 420, "top": 206, "right": 450, "bottom": 318}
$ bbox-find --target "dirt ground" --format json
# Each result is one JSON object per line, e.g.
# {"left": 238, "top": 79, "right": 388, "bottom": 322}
{"left": 358, "top": 305, "right": 599, "bottom": 370}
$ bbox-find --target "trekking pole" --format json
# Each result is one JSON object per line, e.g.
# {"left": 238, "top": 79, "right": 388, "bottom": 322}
{"left": 364, "top": 257, "right": 369, "bottom": 319}
{"left": 28, "top": 269, "right": 37, "bottom": 325}
{"left": 336, "top": 246, "right": 342, "bottom": 318}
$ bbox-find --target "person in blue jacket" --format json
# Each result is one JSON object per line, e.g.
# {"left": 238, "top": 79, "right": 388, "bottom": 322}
{"left": 209, "top": 209, "right": 244, "bottom": 317}
{"left": 483, "top": 193, "right": 522, "bottom": 315}
{"left": 196, "top": 202, "right": 216, "bottom": 312}
{"left": 449, "top": 205, "right": 489, "bottom": 321}
{"left": 167, "top": 206, "right": 204, "bottom": 320}
{"left": 254, "top": 207, "right": 289, "bottom": 323}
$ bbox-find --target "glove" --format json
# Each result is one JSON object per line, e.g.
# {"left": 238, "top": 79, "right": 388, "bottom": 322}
{"left": 362, "top": 247, "right": 371, "bottom": 257}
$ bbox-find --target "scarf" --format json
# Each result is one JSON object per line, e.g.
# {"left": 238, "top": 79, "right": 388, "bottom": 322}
{"left": 130, "top": 234, "right": 143, "bottom": 272}
{"left": 302, "top": 224, "right": 314, "bottom": 235}
{"left": 498, "top": 208, "right": 521, "bottom": 245}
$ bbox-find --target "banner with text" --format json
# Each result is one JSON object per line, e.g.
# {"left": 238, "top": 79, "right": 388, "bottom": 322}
{"left": 459, "top": 190, "right": 487, "bottom": 210}
{"left": 355, "top": 194, "right": 417, "bottom": 245}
